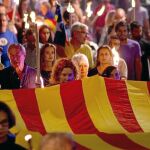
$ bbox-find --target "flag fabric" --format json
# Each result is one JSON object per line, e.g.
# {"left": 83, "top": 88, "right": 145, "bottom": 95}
{"left": 44, "top": 18, "right": 57, "bottom": 31}
{"left": 1, "top": 75, "right": 150, "bottom": 150}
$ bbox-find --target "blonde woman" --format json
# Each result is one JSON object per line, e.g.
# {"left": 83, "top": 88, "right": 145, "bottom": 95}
{"left": 40, "top": 43, "right": 56, "bottom": 86}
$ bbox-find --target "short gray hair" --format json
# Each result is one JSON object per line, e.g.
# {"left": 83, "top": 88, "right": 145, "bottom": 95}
{"left": 40, "top": 132, "right": 75, "bottom": 150}
{"left": 8, "top": 44, "right": 26, "bottom": 56}
{"left": 72, "top": 53, "right": 89, "bottom": 67}
{"left": 71, "top": 22, "right": 88, "bottom": 37}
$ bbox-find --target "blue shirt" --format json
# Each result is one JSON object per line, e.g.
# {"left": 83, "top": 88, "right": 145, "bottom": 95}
{"left": 0, "top": 29, "right": 18, "bottom": 67}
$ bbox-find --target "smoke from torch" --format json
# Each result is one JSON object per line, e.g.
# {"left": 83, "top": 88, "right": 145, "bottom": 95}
{"left": 112, "top": 47, "right": 120, "bottom": 67}
{"left": 131, "top": 0, "right": 135, "bottom": 7}
{"left": 97, "top": 5, "right": 105, "bottom": 16}
{"left": 86, "top": 2, "right": 93, "bottom": 18}
{"left": 67, "top": 2, "right": 75, "bottom": 13}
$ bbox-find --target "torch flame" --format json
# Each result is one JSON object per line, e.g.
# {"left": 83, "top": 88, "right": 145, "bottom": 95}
{"left": 24, "top": 134, "right": 32, "bottom": 142}
{"left": 112, "top": 47, "right": 120, "bottom": 66}
{"left": 13, "top": 0, "right": 19, "bottom": 5}
{"left": 131, "top": 0, "right": 135, "bottom": 7}
{"left": 86, "top": 2, "right": 93, "bottom": 18}
{"left": 23, "top": 13, "right": 28, "bottom": 23}
{"left": 97, "top": 5, "right": 105, "bottom": 16}
{"left": 67, "top": 2, "right": 75, "bottom": 13}
{"left": 30, "top": 11, "right": 36, "bottom": 23}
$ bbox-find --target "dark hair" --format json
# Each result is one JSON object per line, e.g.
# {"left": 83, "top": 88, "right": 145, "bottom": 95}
{"left": 39, "top": 25, "right": 53, "bottom": 43}
{"left": 25, "top": 29, "right": 34, "bottom": 37}
{"left": 115, "top": 21, "right": 129, "bottom": 32}
{"left": 50, "top": 58, "right": 79, "bottom": 84}
{"left": 130, "top": 21, "right": 141, "bottom": 31}
{"left": 102, "top": 66, "right": 120, "bottom": 79}
{"left": 0, "top": 101, "right": 16, "bottom": 128}
{"left": 96, "top": 45, "right": 113, "bottom": 66}
{"left": 18, "top": 0, "right": 31, "bottom": 18}
{"left": 63, "top": 10, "right": 70, "bottom": 22}
{"left": 40, "top": 43, "right": 56, "bottom": 70}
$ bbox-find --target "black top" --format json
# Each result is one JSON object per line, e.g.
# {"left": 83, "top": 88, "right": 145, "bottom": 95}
{"left": 138, "top": 38, "right": 150, "bottom": 81}
{"left": 0, "top": 65, "right": 37, "bottom": 89}
{"left": 0, "top": 66, "right": 20, "bottom": 89}
{"left": 0, "top": 134, "right": 26, "bottom": 150}
{"left": 41, "top": 70, "right": 51, "bottom": 86}
{"left": 88, "top": 67, "right": 98, "bottom": 77}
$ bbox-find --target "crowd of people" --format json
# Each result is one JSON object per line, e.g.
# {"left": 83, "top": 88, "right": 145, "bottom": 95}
{"left": 0, "top": 0, "right": 149, "bottom": 89}
{"left": 0, "top": 0, "right": 150, "bottom": 149}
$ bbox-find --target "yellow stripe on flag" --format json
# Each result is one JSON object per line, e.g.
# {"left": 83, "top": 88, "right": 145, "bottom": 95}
{"left": 127, "top": 132, "right": 150, "bottom": 149}
{"left": 82, "top": 75, "right": 127, "bottom": 133}
{"left": 74, "top": 134, "right": 120, "bottom": 150}
{"left": 126, "top": 80, "right": 150, "bottom": 132}
{"left": 35, "top": 85, "right": 72, "bottom": 132}
{"left": 0, "top": 90, "right": 27, "bottom": 131}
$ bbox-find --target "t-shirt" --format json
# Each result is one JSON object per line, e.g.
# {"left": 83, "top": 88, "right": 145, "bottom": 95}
{"left": 119, "top": 39, "right": 141, "bottom": 80}
{"left": 0, "top": 29, "right": 18, "bottom": 67}
{"left": 127, "top": 6, "right": 149, "bottom": 26}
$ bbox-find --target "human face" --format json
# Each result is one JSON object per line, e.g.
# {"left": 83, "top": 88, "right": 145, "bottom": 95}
{"left": 59, "top": 67, "right": 75, "bottom": 83}
{"left": 3, "top": 0, "right": 12, "bottom": 8}
{"left": 0, "top": 6, "right": 6, "bottom": 14}
{"left": 131, "top": 27, "right": 142, "bottom": 40}
{"left": 0, "top": 111, "right": 9, "bottom": 142}
{"left": 26, "top": 33, "right": 36, "bottom": 43}
{"left": 43, "top": 47, "right": 55, "bottom": 63}
{"left": 40, "top": 28, "right": 51, "bottom": 44}
{"left": 21, "top": 0, "right": 30, "bottom": 12}
{"left": 98, "top": 48, "right": 112, "bottom": 65}
{"left": 0, "top": 14, "right": 8, "bottom": 32}
{"left": 76, "top": 28, "right": 88, "bottom": 44}
{"left": 109, "top": 39, "right": 120, "bottom": 50}
{"left": 8, "top": 47, "right": 25, "bottom": 72}
{"left": 79, "top": 60, "right": 89, "bottom": 79}
{"left": 116, "top": 26, "right": 128, "bottom": 42}
{"left": 40, "top": 4, "right": 48, "bottom": 16}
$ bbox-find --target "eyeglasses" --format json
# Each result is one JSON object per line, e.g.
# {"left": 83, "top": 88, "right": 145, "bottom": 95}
{"left": 41, "top": 32, "right": 50, "bottom": 35}
{"left": 0, "top": 119, "right": 8, "bottom": 127}
{"left": 76, "top": 30, "right": 89, "bottom": 35}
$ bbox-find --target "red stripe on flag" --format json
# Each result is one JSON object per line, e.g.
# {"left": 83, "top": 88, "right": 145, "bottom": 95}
{"left": 75, "top": 143, "right": 90, "bottom": 150}
{"left": 12, "top": 89, "right": 46, "bottom": 135}
{"left": 60, "top": 80, "right": 148, "bottom": 149}
{"left": 147, "top": 82, "right": 150, "bottom": 94}
{"left": 105, "top": 78, "right": 143, "bottom": 132}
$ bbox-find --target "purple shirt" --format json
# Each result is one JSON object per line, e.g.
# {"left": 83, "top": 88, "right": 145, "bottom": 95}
{"left": 119, "top": 39, "right": 141, "bottom": 80}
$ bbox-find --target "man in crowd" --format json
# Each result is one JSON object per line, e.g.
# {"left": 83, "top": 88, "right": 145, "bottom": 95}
{"left": 65, "top": 22, "right": 94, "bottom": 69}
{"left": 127, "top": 0, "right": 150, "bottom": 39}
{"left": 130, "top": 21, "right": 150, "bottom": 81}
{"left": 115, "top": 21, "right": 142, "bottom": 80}
{"left": 0, "top": 13, "right": 18, "bottom": 68}
{"left": 0, "top": 101, "right": 26, "bottom": 149}
{"left": 0, "top": 44, "right": 37, "bottom": 89}
{"left": 92, "top": 0, "right": 115, "bottom": 43}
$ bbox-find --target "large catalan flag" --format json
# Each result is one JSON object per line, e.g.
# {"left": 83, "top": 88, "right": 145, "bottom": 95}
{"left": 1, "top": 75, "right": 150, "bottom": 150}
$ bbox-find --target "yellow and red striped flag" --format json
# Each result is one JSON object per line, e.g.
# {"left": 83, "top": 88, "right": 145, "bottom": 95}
{"left": 1, "top": 75, "right": 150, "bottom": 150}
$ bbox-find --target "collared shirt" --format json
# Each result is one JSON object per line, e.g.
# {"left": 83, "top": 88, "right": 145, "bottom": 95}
{"left": 0, "top": 65, "right": 37, "bottom": 89}
{"left": 65, "top": 41, "right": 94, "bottom": 69}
